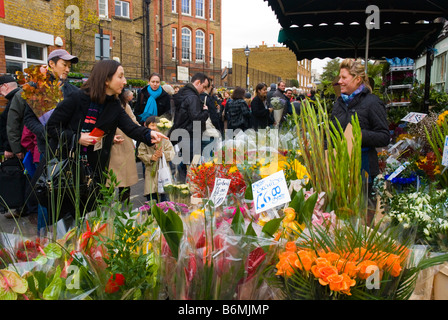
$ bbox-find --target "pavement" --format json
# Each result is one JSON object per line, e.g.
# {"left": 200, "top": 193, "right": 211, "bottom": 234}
{"left": 0, "top": 163, "right": 148, "bottom": 236}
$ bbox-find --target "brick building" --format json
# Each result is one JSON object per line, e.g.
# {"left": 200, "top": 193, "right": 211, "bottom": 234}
{"left": 0, "top": 0, "right": 65, "bottom": 75}
{"left": 228, "top": 43, "right": 311, "bottom": 91}
{"left": 152, "top": 0, "right": 222, "bottom": 85}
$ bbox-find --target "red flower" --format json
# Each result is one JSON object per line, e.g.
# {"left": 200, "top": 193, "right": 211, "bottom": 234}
{"left": 105, "top": 273, "right": 125, "bottom": 294}
{"left": 244, "top": 247, "right": 267, "bottom": 282}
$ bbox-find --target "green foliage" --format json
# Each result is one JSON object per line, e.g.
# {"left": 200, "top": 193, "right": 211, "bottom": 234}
{"left": 126, "top": 79, "right": 148, "bottom": 88}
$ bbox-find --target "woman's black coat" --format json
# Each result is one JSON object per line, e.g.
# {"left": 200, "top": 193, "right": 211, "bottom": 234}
{"left": 330, "top": 87, "right": 390, "bottom": 178}
{"left": 46, "top": 90, "right": 154, "bottom": 181}
{"left": 134, "top": 85, "right": 172, "bottom": 124}
{"left": 251, "top": 95, "right": 272, "bottom": 130}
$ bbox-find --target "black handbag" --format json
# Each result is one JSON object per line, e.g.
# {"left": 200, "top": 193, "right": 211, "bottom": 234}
{"left": 0, "top": 157, "right": 26, "bottom": 210}
{"left": 35, "top": 135, "right": 95, "bottom": 208}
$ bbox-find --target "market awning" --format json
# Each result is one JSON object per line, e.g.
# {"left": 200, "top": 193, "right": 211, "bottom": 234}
{"left": 278, "top": 22, "right": 445, "bottom": 60}
{"left": 265, "top": 0, "right": 448, "bottom": 29}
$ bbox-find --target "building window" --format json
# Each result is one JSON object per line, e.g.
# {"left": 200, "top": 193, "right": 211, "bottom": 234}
{"left": 5, "top": 39, "right": 46, "bottom": 74}
{"left": 171, "top": 0, "right": 176, "bottom": 13}
{"left": 115, "top": 1, "right": 129, "bottom": 18}
{"left": 181, "top": 0, "right": 190, "bottom": 15}
{"left": 181, "top": 28, "right": 191, "bottom": 60}
{"left": 195, "top": 30, "right": 204, "bottom": 61}
{"left": 209, "top": 33, "right": 213, "bottom": 63}
{"left": 98, "top": 0, "right": 108, "bottom": 18}
{"left": 172, "top": 28, "right": 177, "bottom": 60}
{"left": 196, "top": 0, "right": 204, "bottom": 18}
{"left": 209, "top": 0, "right": 213, "bottom": 20}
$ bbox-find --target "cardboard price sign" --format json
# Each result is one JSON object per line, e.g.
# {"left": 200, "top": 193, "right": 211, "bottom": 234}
{"left": 209, "top": 178, "right": 231, "bottom": 207}
{"left": 401, "top": 112, "right": 427, "bottom": 124}
{"left": 252, "top": 170, "right": 291, "bottom": 214}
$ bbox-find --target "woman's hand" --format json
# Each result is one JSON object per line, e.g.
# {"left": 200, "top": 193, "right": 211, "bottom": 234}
{"left": 150, "top": 131, "right": 168, "bottom": 144}
{"left": 113, "top": 135, "right": 125, "bottom": 144}
{"left": 268, "top": 108, "right": 273, "bottom": 113}
{"left": 79, "top": 132, "right": 101, "bottom": 146}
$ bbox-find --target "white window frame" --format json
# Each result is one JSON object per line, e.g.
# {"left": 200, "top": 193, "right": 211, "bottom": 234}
{"left": 171, "top": 0, "right": 177, "bottom": 13}
{"left": 195, "top": 30, "right": 204, "bottom": 61}
{"left": 98, "top": 0, "right": 108, "bottom": 18}
{"left": 209, "top": 33, "right": 213, "bottom": 63}
{"left": 181, "top": 27, "right": 191, "bottom": 61}
{"left": 115, "top": 1, "right": 130, "bottom": 18}
{"left": 196, "top": 0, "right": 204, "bottom": 18}
{"left": 4, "top": 39, "right": 47, "bottom": 73}
{"left": 181, "top": 0, "right": 191, "bottom": 15}
{"left": 209, "top": 0, "right": 213, "bottom": 20}
{"left": 172, "top": 28, "right": 177, "bottom": 60}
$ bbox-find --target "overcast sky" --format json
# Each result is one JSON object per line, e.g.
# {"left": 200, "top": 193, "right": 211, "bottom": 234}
{"left": 221, "top": 0, "right": 330, "bottom": 74}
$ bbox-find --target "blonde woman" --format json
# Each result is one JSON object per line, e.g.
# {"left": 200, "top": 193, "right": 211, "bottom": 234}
{"left": 330, "top": 58, "right": 389, "bottom": 183}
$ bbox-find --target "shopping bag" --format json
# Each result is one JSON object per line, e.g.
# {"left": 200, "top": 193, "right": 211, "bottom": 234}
{"left": 157, "top": 154, "right": 172, "bottom": 194}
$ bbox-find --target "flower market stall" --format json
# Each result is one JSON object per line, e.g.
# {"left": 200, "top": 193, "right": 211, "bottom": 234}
{"left": 1, "top": 93, "right": 448, "bottom": 302}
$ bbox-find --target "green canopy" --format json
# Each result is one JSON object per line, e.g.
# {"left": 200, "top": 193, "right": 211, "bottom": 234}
{"left": 278, "top": 23, "right": 445, "bottom": 60}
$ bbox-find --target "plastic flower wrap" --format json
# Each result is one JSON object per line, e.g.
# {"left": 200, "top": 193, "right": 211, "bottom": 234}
{"left": 152, "top": 200, "right": 281, "bottom": 300}
{"left": 16, "top": 65, "right": 63, "bottom": 124}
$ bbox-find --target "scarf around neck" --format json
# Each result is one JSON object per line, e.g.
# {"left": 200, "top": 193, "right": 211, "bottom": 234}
{"left": 139, "top": 85, "right": 162, "bottom": 122}
{"left": 341, "top": 84, "right": 365, "bottom": 106}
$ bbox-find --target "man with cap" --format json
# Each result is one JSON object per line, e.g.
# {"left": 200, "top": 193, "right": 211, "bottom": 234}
{"left": 5, "top": 49, "right": 79, "bottom": 220}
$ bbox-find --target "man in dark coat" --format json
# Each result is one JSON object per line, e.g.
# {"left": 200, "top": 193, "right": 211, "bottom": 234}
{"left": 169, "top": 73, "right": 210, "bottom": 183}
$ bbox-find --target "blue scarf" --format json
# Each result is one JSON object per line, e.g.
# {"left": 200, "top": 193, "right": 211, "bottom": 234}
{"left": 139, "top": 86, "right": 162, "bottom": 122}
{"left": 341, "top": 84, "right": 365, "bottom": 106}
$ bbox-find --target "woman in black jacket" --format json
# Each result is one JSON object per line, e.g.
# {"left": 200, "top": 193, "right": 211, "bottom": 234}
{"left": 251, "top": 83, "right": 273, "bottom": 130}
{"left": 46, "top": 60, "right": 167, "bottom": 217}
{"left": 330, "top": 58, "right": 390, "bottom": 182}
{"left": 225, "top": 87, "right": 251, "bottom": 131}
{"left": 134, "top": 72, "right": 171, "bottom": 125}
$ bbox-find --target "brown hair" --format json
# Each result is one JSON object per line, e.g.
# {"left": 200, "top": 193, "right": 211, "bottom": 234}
{"left": 82, "top": 60, "right": 121, "bottom": 104}
{"left": 339, "top": 58, "right": 372, "bottom": 92}
{"left": 231, "top": 87, "right": 245, "bottom": 100}
{"left": 255, "top": 83, "right": 267, "bottom": 101}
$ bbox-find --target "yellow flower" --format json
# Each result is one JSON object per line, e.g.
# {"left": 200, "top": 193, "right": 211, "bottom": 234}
{"left": 190, "top": 209, "right": 205, "bottom": 220}
{"left": 228, "top": 165, "right": 238, "bottom": 174}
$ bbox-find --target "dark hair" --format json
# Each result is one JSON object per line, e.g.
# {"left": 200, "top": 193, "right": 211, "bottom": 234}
{"left": 255, "top": 83, "right": 267, "bottom": 100}
{"left": 82, "top": 60, "right": 121, "bottom": 104}
{"left": 144, "top": 115, "right": 158, "bottom": 127}
{"left": 48, "top": 56, "right": 61, "bottom": 66}
{"left": 149, "top": 72, "right": 162, "bottom": 82}
{"left": 231, "top": 87, "right": 245, "bottom": 100}
{"left": 191, "top": 72, "right": 209, "bottom": 84}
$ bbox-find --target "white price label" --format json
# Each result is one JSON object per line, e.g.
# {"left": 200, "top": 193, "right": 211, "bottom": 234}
{"left": 209, "top": 178, "right": 231, "bottom": 207}
{"left": 387, "top": 161, "right": 410, "bottom": 181}
{"left": 401, "top": 112, "right": 427, "bottom": 124}
{"left": 252, "top": 170, "right": 291, "bottom": 214}
{"left": 442, "top": 136, "right": 448, "bottom": 167}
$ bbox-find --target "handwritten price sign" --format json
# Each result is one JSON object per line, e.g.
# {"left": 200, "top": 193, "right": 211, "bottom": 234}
{"left": 209, "top": 178, "right": 231, "bottom": 207}
{"left": 401, "top": 112, "right": 427, "bottom": 124}
{"left": 252, "top": 170, "right": 291, "bottom": 214}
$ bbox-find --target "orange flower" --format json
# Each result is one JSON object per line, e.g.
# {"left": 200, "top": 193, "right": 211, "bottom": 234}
{"left": 285, "top": 241, "right": 297, "bottom": 252}
{"left": 384, "top": 254, "right": 403, "bottom": 277}
{"left": 335, "top": 259, "right": 360, "bottom": 278}
{"left": 312, "top": 264, "right": 339, "bottom": 285}
{"left": 357, "top": 260, "right": 378, "bottom": 280}
{"left": 294, "top": 250, "right": 315, "bottom": 272}
{"left": 276, "top": 251, "right": 298, "bottom": 276}
{"left": 283, "top": 207, "right": 296, "bottom": 222}
{"left": 327, "top": 273, "right": 356, "bottom": 295}
{"left": 318, "top": 250, "right": 340, "bottom": 263}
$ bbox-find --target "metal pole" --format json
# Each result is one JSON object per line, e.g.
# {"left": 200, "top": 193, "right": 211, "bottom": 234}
{"left": 246, "top": 56, "right": 249, "bottom": 90}
{"left": 423, "top": 47, "right": 434, "bottom": 113}
{"left": 99, "top": 22, "right": 103, "bottom": 60}
{"left": 145, "top": 0, "right": 151, "bottom": 77}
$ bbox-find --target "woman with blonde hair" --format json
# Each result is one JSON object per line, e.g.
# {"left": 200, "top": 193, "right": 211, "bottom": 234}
{"left": 330, "top": 58, "right": 389, "bottom": 184}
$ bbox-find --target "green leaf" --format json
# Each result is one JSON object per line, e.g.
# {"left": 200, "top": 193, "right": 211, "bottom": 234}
{"left": 42, "top": 267, "right": 63, "bottom": 300}
{"left": 262, "top": 218, "right": 282, "bottom": 238}
{"left": 231, "top": 207, "right": 245, "bottom": 235}
{"left": 151, "top": 204, "right": 183, "bottom": 260}
{"left": 245, "top": 222, "right": 257, "bottom": 237}
{"left": 44, "top": 243, "right": 62, "bottom": 259}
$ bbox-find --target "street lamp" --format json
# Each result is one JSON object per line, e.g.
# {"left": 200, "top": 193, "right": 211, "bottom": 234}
{"left": 244, "top": 45, "right": 250, "bottom": 90}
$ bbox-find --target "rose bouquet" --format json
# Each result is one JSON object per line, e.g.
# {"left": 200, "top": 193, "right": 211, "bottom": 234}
{"left": 156, "top": 117, "right": 173, "bottom": 135}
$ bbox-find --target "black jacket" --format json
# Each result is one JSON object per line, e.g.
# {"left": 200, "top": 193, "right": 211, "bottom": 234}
{"left": 134, "top": 85, "right": 171, "bottom": 124}
{"left": 225, "top": 99, "right": 251, "bottom": 131}
{"left": 0, "top": 87, "right": 21, "bottom": 153}
{"left": 200, "top": 92, "right": 221, "bottom": 133}
{"left": 330, "top": 87, "right": 390, "bottom": 177}
{"left": 46, "top": 90, "right": 154, "bottom": 181}
{"left": 169, "top": 83, "right": 209, "bottom": 140}
{"left": 251, "top": 95, "right": 273, "bottom": 130}
{"left": 23, "top": 80, "right": 80, "bottom": 155}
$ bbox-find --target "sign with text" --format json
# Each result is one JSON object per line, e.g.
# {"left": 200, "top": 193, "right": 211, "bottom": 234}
{"left": 442, "top": 136, "right": 448, "bottom": 167}
{"left": 209, "top": 178, "right": 231, "bottom": 207}
{"left": 387, "top": 161, "right": 410, "bottom": 181}
{"left": 252, "top": 170, "right": 291, "bottom": 214}
{"left": 401, "top": 112, "right": 427, "bottom": 124}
